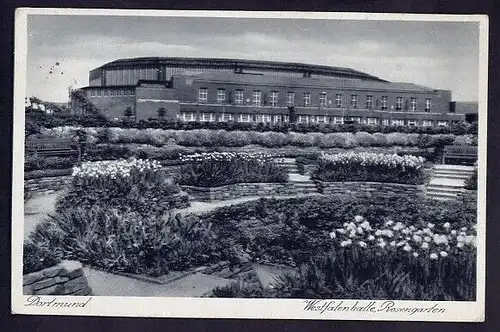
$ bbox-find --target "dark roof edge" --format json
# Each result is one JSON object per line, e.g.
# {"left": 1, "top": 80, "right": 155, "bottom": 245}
{"left": 96, "top": 57, "right": 388, "bottom": 82}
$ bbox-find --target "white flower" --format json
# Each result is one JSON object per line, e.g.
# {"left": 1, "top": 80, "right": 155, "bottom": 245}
{"left": 413, "top": 252, "right": 419, "bottom": 258}
{"left": 413, "top": 235, "right": 422, "bottom": 243}
{"left": 461, "top": 227, "right": 468, "bottom": 231}
{"left": 403, "top": 244, "right": 412, "bottom": 252}
{"left": 451, "top": 230, "right": 457, "bottom": 235}
{"left": 329, "top": 231, "right": 336, "bottom": 239}
{"left": 457, "top": 242, "right": 464, "bottom": 248}
{"left": 390, "top": 241, "right": 396, "bottom": 246}
{"left": 367, "top": 235, "right": 375, "bottom": 241}
{"left": 430, "top": 253, "right": 438, "bottom": 260}
{"left": 424, "top": 236, "right": 431, "bottom": 243}
{"left": 443, "top": 222, "right": 451, "bottom": 229}
{"left": 377, "top": 241, "right": 387, "bottom": 248}
{"left": 340, "top": 240, "right": 352, "bottom": 247}
{"left": 440, "top": 251, "right": 448, "bottom": 258}
{"left": 354, "top": 215, "right": 364, "bottom": 223}
{"left": 356, "top": 227, "right": 364, "bottom": 234}
{"left": 428, "top": 223, "right": 435, "bottom": 229}
{"left": 421, "top": 242, "right": 429, "bottom": 249}
{"left": 358, "top": 241, "right": 367, "bottom": 248}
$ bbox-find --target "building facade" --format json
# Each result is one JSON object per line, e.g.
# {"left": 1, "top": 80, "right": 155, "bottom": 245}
{"left": 73, "top": 57, "right": 466, "bottom": 127}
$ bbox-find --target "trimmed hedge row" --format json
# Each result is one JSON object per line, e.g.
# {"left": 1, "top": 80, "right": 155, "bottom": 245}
{"left": 27, "top": 112, "right": 478, "bottom": 135}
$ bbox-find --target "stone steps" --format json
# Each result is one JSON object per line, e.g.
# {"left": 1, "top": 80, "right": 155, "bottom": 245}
{"left": 426, "top": 164, "right": 474, "bottom": 201}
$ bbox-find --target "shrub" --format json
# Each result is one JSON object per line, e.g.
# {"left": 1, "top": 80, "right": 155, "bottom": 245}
{"left": 354, "top": 131, "right": 377, "bottom": 147}
{"left": 23, "top": 241, "right": 61, "bottom": 274}
{"left": 25, "top": 155, "right": 76, "bottom": 171}
{"left": 312, "top": 152, "right": 425, "bottom": 184}
{"left": 179, "top": 152, "right": 288, "bottom": 187}
{"left": 56, "top": 159, "right": 185, "bottom": 215}
{"left": 218, "top": 131, "right": 251, "bottom": 147}
{"left": 29, "top": 208, "right": 222, "bottom": 276}
{"left": 465, "top": 169, "right": 478, "bottom": 190}
{"left": 290, "top": 133, "right": 316, "bottom": 147}
{"left": 256, "top": 132, "right": 291, "bottom": 148}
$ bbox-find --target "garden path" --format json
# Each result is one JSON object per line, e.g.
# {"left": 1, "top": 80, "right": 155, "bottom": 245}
{"left": 24, "top": 192, "right": 60, "bottom": 239}
{"left": 83, "top": 267, "right": 233, "bottom": 297}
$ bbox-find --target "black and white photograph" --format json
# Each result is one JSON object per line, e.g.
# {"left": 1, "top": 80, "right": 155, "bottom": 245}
{"left": 12, "top": 9, "right": 487, "bottom": 321}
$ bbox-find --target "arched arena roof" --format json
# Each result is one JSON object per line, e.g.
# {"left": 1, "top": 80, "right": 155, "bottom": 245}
{"left": 97, "top": 57, "right": 388, "bottom": 82}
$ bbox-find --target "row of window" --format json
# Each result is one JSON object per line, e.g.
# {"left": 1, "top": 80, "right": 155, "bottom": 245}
{"left": 198, "top": 88, "right": 433, "bottom": 112}
{"left": 179, "top": 112, "right": 449, "bottom": 127}
{"left": 87, "top": 89, "right": 135, "bottom": 97}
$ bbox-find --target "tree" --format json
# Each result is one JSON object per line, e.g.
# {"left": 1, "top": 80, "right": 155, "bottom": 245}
{"left": 124, "top": 107, "right": 134, "bottom": 121}
{"left": 157, "top": 107, "right": 166, "bottom": 120}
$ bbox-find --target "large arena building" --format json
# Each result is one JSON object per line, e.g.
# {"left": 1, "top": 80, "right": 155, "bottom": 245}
{"left": 72, "top": 57, "right": 467, "bottom": 126}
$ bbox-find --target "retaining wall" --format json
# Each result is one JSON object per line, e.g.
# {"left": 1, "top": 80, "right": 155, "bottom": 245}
{"left": 182, "top": 182, "right": 296, "bottom": 202}
{"left": 23, "top": 260, "right": 93, "bottom": 296}
{"left": 24, "top": 175, "right": 72, "bottom": 195}
{"left": 317, "top": 181, "right": 425, "bottom": 198}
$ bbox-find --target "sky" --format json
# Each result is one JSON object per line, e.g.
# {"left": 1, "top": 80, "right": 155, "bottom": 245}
{"left": 26, "top": 14, "right": 480, "bottom": 102}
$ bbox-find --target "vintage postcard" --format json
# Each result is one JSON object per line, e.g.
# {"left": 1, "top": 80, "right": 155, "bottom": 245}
{"left": 12, "top": 8, "right": 487, "bottom": 321}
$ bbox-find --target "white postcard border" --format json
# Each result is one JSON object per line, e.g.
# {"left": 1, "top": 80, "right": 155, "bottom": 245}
{"left": 11, "top": 8, "right": 488, "bottom": 322}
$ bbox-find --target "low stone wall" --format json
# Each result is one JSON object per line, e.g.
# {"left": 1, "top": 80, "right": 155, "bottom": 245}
{"left": 23, "top": 260, "right": 92, "bottom": 296}
{"left": 182, "top": 182, "right": 296, "bottom": 202}
{"left": 24, "top": 175, "right": 72, "bottom": 195}
{"left": 457, "top": 190, "right": 477, "bottom": 204}
{"left": 317, "top": 181, "right": 425, "bottom": 198}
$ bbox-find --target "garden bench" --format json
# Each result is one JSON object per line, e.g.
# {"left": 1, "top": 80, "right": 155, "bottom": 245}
{"left": 26, "top": 137, "right": 80, "bottom": 158}
{"left": 442, "top": 145, "right": 477, "bottom": 165}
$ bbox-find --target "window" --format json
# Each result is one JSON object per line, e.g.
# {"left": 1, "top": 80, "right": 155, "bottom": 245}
{"left": 217, "top": 89, "right": 226, "bottom": 103}
{"left": 381, "top": 96, "right": 388, "bottom": 110}
{"left": 366, "top": 95, "right": 373, "bottom": 109}
{"left": 382, "top": 119, "right": 390, "bottom": 126}
{"left": 367, "top": 117, "right": 378, "bottom": 125}
{"left": 437, "top": 120, "right": 448, "bottom": 127}
{"left": 287, "top": 92, "right": 295, "bottom": 106}
{"left": 391, "top": 119, "right": 405, "bottom": 126}
{"left": 410, "top": 97, "right": 417, "bottom": 111}
{"left": 425, "top": 98, "right": 432, "bottom": 112}
{"left": 181, "top": 112, "right": 196, "bottom": 122}
{"left": 273, "top": 115, "right": 282, "bottom": 123}
{"left": 252, "top": 90, "right": 261, "bottom": 106}
{"left": 257, "top": 114, "right": 271, "bottom": 123}
{"left": 348, "top": 116, "right": 361, "bottom": 124}
{"left": 200, "top": 112, "right": 215, "bottom": 122}
{"left": 335, "top": 94, "right": 342, "bottom": 108}
{"left": 333, "top": 116, "right": 344, "bottom": 124}
{"left": 270, "top": 91, "right": 279, "bottom": 106}
{"left": 351, "top": 95, "right": 358, "bottom": 108}
{"left": 96, "top": 90, "right": 102, "bottom": 97}
{"left": 320, "top": 93, "right": 327, "bottom": 106}
{"left": 422, "top": 120, "right": 433, "bottom": 127}
{"left": 303, "top": 92, "right": 311, "bottom": 106}
{"left": 220, "top": 113, "right": 233, "bottom": 122}
{"left": 198, "top": 88, "right": 208, "bottom": 103}
{"left": 282, "top": 115, "right": 289, "bottom": 123}
{"left": 316, "top": 115, "right": 327, "bottom": 123}
{"left": 234, "top": 90, "right": 244, "bottom": 104}
{"left": 298, "top": 115, "right": 309, "bottom": 123}
{"left": 396, "top": 97, "right": 403, "bottom": 110}
{"left": 407, "top": 120, "right": 417, "bottom": 126}
{"left": 239, "top": 113, "right": 252, "bottom": 122}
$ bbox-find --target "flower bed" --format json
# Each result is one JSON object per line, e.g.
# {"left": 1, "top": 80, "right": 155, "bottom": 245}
{"left": 178, "top": 152, "right": 288, "bottom": 187}
{"left": 201, "top": 194, "right": 476, "bottom": 300}
{"left": 56, "top": 158, "right": 189, "bottom": 215}
{"left": 312, "top": 152, "right": 425, "bottom": 184}
{"left": 29, "top": 208, "right": 225, "bottom": 277}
